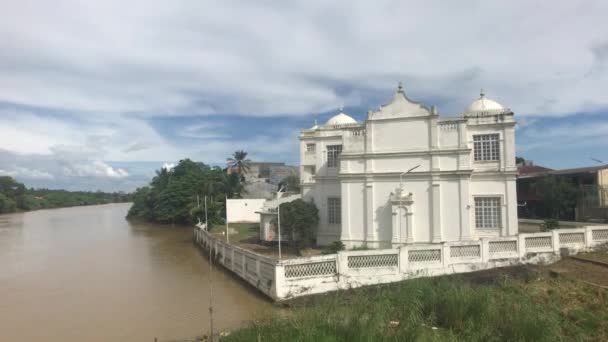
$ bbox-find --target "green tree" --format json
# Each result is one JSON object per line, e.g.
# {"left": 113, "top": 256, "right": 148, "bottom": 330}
{"left": 127, "top": 159, "right": 240, "bottom": 225}
{"left": 0, "top": 193, "right": 16, "bottom": 213}
{"left": 227, "top": 150, "right": 251, "bottom": 176}
{"left": 278, "top": 174, "right": 300, "bottom": 193}
{"left": 533, "top": 175, "right": 580, "bottom": 219}
{"left": 279, "top": 199, "right": 319, "bottom": 251}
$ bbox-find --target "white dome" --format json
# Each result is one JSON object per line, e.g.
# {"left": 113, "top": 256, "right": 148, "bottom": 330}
{"left": 326, "top": 111, "right": 357, "bottom": 126}
{"left": 464, "top": 90, "right": 506, "bottom": 114}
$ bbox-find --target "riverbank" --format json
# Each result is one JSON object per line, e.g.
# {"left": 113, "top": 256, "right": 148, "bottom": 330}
{"left": 222, "top": 258, "right": 608, "bottom": 341}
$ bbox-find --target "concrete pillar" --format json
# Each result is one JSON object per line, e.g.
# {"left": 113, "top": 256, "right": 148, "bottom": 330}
{"left": 274, "top": 264, "right": 286, "bottom": 301}
{"left": 336, "top": 251, "right": 349, "bottom": 277}
{"left": 481, "top": 238, "right": 490, "bottom": 263}
{"left": 399, "top": 246, "right": 409, "bottom": 274}
{"left": 517, "top": 234, "right": 527, "bottom": 259}
{"left": 442, "top": 243, "right": 451, "bottom": 268}
{"left": 551, "top": 230, "right": 560, "bottom": 254}
{"left": 585, "top": 226, "right": 594, "bottom": 248}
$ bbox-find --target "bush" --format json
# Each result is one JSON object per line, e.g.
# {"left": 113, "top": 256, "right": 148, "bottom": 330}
{"left": 323, "top": 241, "right": 345, "bottom": 254}
{"left": 540, "top": 218, "right": 559, "bottom": 231}
{"left": 279, "top": 199, "right": 319, "bottom": 250}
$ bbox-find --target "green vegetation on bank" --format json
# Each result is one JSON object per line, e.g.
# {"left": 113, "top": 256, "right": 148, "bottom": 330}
{"left": 127, "top": 158, "right": 245, "bottom": 225}
{"left": 223, "top": 269, "right": 608, "bottom": 341}
{"left": 0, "top": 176, "right": 131, "bottom": 214}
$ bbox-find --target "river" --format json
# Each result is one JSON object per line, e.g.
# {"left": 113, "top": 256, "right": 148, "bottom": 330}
{"left": 0, "top": 203, "right": 272, "bottom": 341}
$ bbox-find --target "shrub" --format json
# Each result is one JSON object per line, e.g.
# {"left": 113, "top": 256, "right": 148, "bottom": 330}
{"left": 540, "top": 218, "right": 559, "bottom": 231}
{"left": 323, "top": 241, "right": 345, "bottom": 254}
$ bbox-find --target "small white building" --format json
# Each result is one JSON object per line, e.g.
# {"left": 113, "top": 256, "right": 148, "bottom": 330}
{"left": 300, "top": 84, "right": 518, "bottom": 248}
{"left": 257, "top": 193, "right": 301, "bottom": 241}
{"left": 226, "top": 198, "right": 266, "bottom": 223}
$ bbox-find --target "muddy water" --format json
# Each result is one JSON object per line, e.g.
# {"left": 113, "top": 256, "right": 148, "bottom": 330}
{"left": 0, "top": 203, "right": 272, "bottom": 341}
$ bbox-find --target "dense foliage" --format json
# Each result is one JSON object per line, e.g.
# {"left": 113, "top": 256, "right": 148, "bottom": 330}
{"left": 0, "top": 176, "right": 131, "bottom": 214}
{"left": 277, "top": 174, "right": 300, "bottom": 192}
{"left": 532, "top": 175, "right": 581, "bottom": 219}
{"left": 127, "top": 159, "right": 245, "bottom": 225}
{"left": 278, "top": 198, "right": 319, "bottom": 250}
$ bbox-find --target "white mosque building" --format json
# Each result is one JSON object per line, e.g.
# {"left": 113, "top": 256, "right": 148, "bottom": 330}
{"left": 299, "top": 83, "right": 518, "bottom": 248}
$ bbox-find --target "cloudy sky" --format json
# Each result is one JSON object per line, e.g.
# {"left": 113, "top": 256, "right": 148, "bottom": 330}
{"left": 1, "top": 0, "right": 607, "bottom": 191}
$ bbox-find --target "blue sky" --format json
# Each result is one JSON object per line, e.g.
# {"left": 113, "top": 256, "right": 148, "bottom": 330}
{"left": 1, "top": 1, "right": 607, "bottom": 191}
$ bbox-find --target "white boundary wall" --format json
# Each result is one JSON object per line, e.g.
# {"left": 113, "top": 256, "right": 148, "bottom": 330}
{"left": 226, "top": 199, "right": 266, "bottom": 223}
{"left": 194, "top": 225, "right": 608, "bottom": 301}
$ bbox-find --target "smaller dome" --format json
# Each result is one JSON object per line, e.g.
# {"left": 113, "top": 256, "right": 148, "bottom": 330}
{"left": 464, "top": 90, "right": 506, "bottom": 114}
{"left": 326, "top": 108, "right": 357, "bottom": 126}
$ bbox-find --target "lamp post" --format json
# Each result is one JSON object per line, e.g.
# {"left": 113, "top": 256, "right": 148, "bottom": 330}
{"left": 276, "top": 185, "right": 285, "bottom": 260}
{"left": 225, "top": 195, "right": 229, "bottom": 243}
{"left": 398, "top": 165, "right": 420, "bottom": 243}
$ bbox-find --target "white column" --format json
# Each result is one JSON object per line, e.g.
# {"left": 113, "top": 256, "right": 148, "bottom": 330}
{"left": 505, "top": 177, "right": 518, "bottom": 236}
{"left": 406, "top": 211, "right": 414, "bottom": 243}
{"left": 431, "top": 182, "right": 442, "bottom": 243}
{"left": 341, "top": 183, "right": 351, "bottom": 241}
{"left": 391, "top": 206, "right": 400, "bottom": 245}
{"left": 365, "top": 182, "right": 374, "bottom": 243}
{"left": 459, "top": 176, "right": 472, "bottom": 240}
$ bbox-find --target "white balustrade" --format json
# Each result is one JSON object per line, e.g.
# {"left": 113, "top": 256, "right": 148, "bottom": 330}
{"left": 193, "top": 225, "right": 608, "bottom": 301}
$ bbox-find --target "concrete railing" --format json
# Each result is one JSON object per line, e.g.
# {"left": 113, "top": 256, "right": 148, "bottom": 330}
{"left": 194, "top": 225, "right": 608, "bottom": 301}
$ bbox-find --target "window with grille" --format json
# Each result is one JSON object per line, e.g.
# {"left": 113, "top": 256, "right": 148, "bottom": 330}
{"left": 328, "top": 198, "right": 341, "bottom": 224}
{"left": 306, "top": 143, "right": 315, "bottom": 152}
{"left": 473, "top": 134, "right": 500, "bottom": 161}
{"left": 474, "top": 197, "right": 501, "bottom": 229}
{"left": 327, "top": 145, "right": 343, "bottom": 168}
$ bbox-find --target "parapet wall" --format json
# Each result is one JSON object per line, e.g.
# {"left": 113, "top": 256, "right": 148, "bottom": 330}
{"left": 194, "top": 225, "right": 608, "bottom": 301}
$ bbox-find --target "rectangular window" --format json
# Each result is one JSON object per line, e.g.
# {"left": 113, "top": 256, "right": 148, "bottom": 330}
{"left": 473, "top": 134, "right": 500, "bottom": 161}
{"left": 474, "top": 197, "right": 501, "bottom": 229}
{"left": 310, "top": 166, "right": 316, "bottom": 175}
{"left": 327, "top": 145, "right": 343, "bottom": 168}
{"left": 328, "top": 198, "right": 341, "bottom": 224}
{"left": 306, "top": 143, "right": 315, "bottom": 152}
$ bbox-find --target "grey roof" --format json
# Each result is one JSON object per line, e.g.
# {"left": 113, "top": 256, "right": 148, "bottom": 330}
{"left": 519, "top": 164, "right": 608, "bottom": 179}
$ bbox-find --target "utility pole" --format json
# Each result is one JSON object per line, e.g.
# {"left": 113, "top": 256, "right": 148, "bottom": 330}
{"left": 206, "top": 196, "right": 214, "bottom": 342}
{"left": 276, "top": 185, "right": 284, "bottom": 260}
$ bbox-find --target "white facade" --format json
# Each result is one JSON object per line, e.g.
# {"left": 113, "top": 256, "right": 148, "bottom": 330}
{"left": 226, "top": 198, "right": 266, "bottom": 223}
{"left": 300, "top": 84, "right": 518, "bottom": 248}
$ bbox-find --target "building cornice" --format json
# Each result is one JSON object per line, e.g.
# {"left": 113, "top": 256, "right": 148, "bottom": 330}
{"left": 340, "top": 147, "right": 471, "bottom": 159}
{"left": 332, "top": 170, "right": 475, "bottom": 180}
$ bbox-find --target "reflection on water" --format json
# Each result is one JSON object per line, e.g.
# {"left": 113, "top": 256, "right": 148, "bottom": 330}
{"left": 0, "top": 203, "right": 272, "bottom": 341}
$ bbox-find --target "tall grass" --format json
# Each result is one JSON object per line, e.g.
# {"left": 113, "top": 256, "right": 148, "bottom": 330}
{"left": 221, "top": 273, "right": 607, "bottom": 342}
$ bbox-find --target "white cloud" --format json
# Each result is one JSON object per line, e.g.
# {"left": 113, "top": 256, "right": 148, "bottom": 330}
{"left": 63, "top": 160, "right": 129, "bottom": 178}
{"left": 0, "top": 167, "right": 55, "bottom": 180}
{"left": 0, "top": 1, "right": 607, "bottom": 117}
{"left": 162, "top": 162, "right": 176, "bottom": 170}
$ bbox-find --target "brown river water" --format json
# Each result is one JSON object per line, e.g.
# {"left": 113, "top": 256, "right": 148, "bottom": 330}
{"left": 0, "top": 203, "right": 273, "bottom": 341}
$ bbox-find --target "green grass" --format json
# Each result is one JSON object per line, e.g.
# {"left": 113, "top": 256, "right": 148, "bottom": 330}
{"left": 210, "top": 223, "right": 259, "bottom": 243}
{"left": 222, "top": 269, "right": 608, "bottom": 341}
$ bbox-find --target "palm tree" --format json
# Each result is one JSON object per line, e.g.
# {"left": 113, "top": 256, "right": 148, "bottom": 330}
{"left": 227, "top": 150, "right": 251, "bottom": 175}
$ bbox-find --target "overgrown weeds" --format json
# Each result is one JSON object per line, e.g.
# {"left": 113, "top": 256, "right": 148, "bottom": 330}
{"left": 222, "top": 269, "right": 608, "bottom": 341}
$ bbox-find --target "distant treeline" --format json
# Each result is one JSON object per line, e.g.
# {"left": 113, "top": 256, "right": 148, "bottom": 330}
{"left": 0, "top": 176, "right": 132, "bottom": 214}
